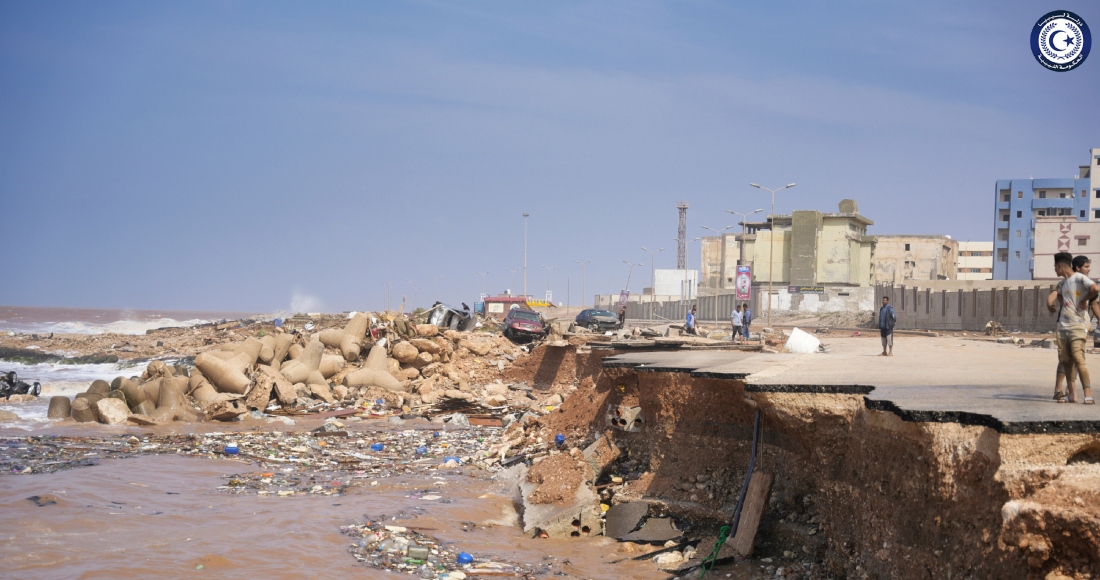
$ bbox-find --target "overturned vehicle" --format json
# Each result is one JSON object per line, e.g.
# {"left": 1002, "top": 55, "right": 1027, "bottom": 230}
{"left": 426, "top": 302, "right": 477, "bottom": 331}
{"left": 1, "top": 371, "right": 42, "bottom": 398}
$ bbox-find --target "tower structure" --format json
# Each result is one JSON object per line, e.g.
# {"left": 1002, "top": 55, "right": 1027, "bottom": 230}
{"left": 676, "top": 201, "right": 688, "bottom": 269}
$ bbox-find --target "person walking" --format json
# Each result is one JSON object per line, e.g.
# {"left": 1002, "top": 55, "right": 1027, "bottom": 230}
{"left": 741, "top": 304, "right": 753, "bottom": 342}
{"left": 878, "top": 296, "right": 896, "bottom": 356}
{"left": 1052, "top": 255, "right": 1099, "bottom": 402}
{"left": 618, "top": 307, "right": 626, "bottom": 327}
{"left": 1047, "top": 251, "right": 1099, "bottom": 404}
{"left": 730, "top": 306, "right": 743, "bottom": 343}
{"left": 685, "top": 305, "right": 698, "bottom": 335}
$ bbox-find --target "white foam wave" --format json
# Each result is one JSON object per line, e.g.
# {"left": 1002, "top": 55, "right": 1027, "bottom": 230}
{"left": 1, "top": 318, "right": 210, "bottom": 336}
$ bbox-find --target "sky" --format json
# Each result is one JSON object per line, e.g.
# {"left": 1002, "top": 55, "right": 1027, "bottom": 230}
{"left": 1, "top": 0, "right": 1098, "bottom": 313}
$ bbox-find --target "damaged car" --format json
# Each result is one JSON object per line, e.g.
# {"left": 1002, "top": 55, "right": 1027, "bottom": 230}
{"left": 575, "top": 308, "right": 622, "bottom": 331}
{"left": 1, "top": 371, "right": 41, "bottom": 399}
{"left": 426, "top": 302, "right": 477, "bottom": 332}
{"left": 502, "top": 308, "right": 546, "bottom": 342}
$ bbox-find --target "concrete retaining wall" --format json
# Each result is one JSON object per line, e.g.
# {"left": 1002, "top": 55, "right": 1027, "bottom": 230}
{"left": 875, "top": 283, "right": 1059, "bottom": 333}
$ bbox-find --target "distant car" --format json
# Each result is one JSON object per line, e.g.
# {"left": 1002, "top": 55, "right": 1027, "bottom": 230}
{"left": 502, "top": 308, "right": 546, "bottom": 341}
{"left": 575, "top": 309, "right": 622, "bottom": 331}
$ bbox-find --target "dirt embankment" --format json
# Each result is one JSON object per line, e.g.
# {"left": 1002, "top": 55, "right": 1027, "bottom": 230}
{"left": 526, "top": 345, "right": 1100, "bottom": 579}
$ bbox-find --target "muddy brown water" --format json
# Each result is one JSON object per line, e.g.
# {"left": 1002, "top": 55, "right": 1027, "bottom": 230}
{"left": 1, "top": 448, "right": 670, "bottom": 579}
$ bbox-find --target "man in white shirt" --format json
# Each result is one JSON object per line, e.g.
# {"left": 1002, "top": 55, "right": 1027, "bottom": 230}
{"left": 1047, "top": 251, "right": 1100, "bottom": 404}
{"left": 730, "top": 307, "right": 743, "bottom": 343}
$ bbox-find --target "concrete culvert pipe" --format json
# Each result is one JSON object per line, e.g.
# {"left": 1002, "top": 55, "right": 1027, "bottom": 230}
{"left": 194, "top": 352, "right": 251, "bottom": 395}
{"left": 47, "top": 396, "right": 71, "bottom": 419}
{"left": 71, "top": 397, "right": 97, "bottom": 422}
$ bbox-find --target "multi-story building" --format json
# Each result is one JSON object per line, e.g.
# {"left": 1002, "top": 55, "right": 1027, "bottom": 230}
{"left": 993, "top": 148, "right": 1100, "bottom": 279}
{"left": 872, "top": 235, "right": 958, "bottom": 283}
{"left": 956, "top": 241, "right": 993, "bottom": 280}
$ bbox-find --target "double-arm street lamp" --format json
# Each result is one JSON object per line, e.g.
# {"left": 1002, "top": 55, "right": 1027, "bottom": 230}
{"left": 749, "top": 183, "right": 797, "bottom": 327}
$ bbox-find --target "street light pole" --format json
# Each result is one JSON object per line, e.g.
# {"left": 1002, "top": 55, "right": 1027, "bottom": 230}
{"left": 575, "top": 260, "right": 592, "bottom": 308}
{"left": 540, "top": 264, "right": 557, "bottom": 302}
{"left": 750, "top": 183, "right": 797, "bottom": 328}
{"left": 404, "top": 279, "right": 415, "bottom": 312}
{"left": 504, "top": 268, "right": 519, "bottom": 295}
{"left": 433, "top": 275, "right": 443, "bottom": 303}
{"left": 622, "top": 260, "right": 643, "bottom": 316}
{"left": 641, "top": 247, "right": 664, "bottom": 321}
{"left": 725, "top": 208, "right": 764, "bottom": 310}
{"left": 476, "top": 271, "right": 489, "bottom": 298}
{"left": 522, "top": 213, "right": 530, "bottom": 298}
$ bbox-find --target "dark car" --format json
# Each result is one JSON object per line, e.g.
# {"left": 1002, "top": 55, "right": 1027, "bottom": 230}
{"left": 1, "top": 371, "right": 41, "bottom": 399}
{"left": 575, "top": 309, "right": 622, "bottom": 331}
{"left": 502, "top": 308, "right": 546, "bottom": 341}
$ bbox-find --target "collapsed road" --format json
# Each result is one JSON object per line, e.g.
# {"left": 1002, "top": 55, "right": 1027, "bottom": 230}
{"left": 2, "top": 318, "right": 1099, "bottom": 579}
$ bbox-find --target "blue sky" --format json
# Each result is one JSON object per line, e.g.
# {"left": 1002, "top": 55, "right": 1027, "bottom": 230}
{"left": 1, "top": 1, "right": 1097, "bottom": 312}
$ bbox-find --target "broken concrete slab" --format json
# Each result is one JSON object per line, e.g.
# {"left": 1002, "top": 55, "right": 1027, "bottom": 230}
{"left": 728, "top": 472, "right": 774, "bottom": 557}
{"left": 620, "top": 517, "right": 682, "bottom": 543}
{"left": 582, "top": 433, "right": 621, "bottom": 478}
{"left": 604, "top": 502, "right": 649, "bottom": 539}
{"left": 94, "top": 398, "right": 130, "bottom": 425}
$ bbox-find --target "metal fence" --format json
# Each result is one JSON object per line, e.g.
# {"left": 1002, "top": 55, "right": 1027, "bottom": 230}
{"left": 624, "top": 293, "right": 755, "bottom": 324}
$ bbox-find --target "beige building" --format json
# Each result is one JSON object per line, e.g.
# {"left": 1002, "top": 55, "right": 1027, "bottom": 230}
{"left": 957, "top": 241, "right": 993, "bottom": 280}
{"left": 1033, "top": 216, "right": 1100, "bottom": 279}
{"left": 872, "top": 235, "right": 958, "bottom": 283}
{"left": 702, "top": 199, "right": 876, "bottom": 288}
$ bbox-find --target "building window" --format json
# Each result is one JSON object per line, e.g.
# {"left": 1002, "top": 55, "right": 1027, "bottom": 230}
{"left": 1015, "top": 230, "right": 1021, "bottom": 237}
{"left": 1018, "top": 191, "right": 1023, "bottom": 198}
{"left": 997, "top": 250, "right": 1007, "bottom": 262}
{"left": 1094, "top": 209, "right": 1100, "bottom": 219}
{"left": 1017, "top": 211, "right": 1023, "bottom": 218}
{"left": 1060, "top": 191, "right": 1068, "bottom": 198}
{"left": 1039, "top": 191, "right": 1046, "bottom": 198}
{"left": 1015, "top": 251, "right": 1021, "bottom": 259}
{"left": 1083, "top": 190, "right": 1088, "bottom": 198}
{"left": 999, "top": 231, "right": 1008, "bottom": 241}
{"left": 1095, "top": 190, "right": 1100, "bottom": 199}
{"left": 904, "top": 243, "right": 910, "bottom": 251}
{"left": 1079, "top": 239, "right": 1088, "bottom": 246}
{"left": 1001, "top": 192, "right": 1009, "bottom": 202}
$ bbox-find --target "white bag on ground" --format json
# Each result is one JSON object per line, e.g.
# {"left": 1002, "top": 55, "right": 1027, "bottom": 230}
{"left": 783, "top": 327, "right": 821, "bottom": 354}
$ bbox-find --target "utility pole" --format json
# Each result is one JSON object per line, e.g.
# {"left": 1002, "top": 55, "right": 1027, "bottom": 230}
{"left": 504, "top": 268, "right": 519, "bottom": 295}
{"left": 540, "top": 264, "right": 556, "bottom": 302}
{"left": 433, "top": 275, "right": 443, "bottom": 303}
{"left": 522, "top": 213, "right": 530, "bottom": 298}
{"left": 750, "top": 183, "right": 797, "bottom": 328}
{"left": 476, "top": 271, "right": 489, "bottom": 298}
{"left": 404, "top": 279, "right": 414, "bottom": 312}
{"left": 641, "top": 247, "right": 664, "bottom": 321}
{"left": 622, "top": 260, "right": 643, "bottom": 318}
{"left": 575, "top": 260, "right": 592, "bottom": 308}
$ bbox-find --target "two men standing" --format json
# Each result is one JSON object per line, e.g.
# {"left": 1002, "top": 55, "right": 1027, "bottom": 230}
{"left": 731, "top": 304, "right": 752, "bottom": 343}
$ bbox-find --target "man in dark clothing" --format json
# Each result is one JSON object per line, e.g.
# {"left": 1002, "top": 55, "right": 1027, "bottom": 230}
{"left": 879, "top": 296, "right": 897, "bottom": 356}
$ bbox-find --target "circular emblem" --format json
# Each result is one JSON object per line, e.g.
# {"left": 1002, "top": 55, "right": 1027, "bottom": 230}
{"left": 1031, "top": 10, "right": 1091, "bottom": 71}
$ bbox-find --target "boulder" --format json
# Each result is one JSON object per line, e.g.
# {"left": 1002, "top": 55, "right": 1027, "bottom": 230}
{"left": 273, "top": 379, "right": 297, "bottom": 407}
{"left": 0, "top": 409, "right": 20, "bottom": 422}
{"left": 332, "top": 385, "right": 348, "bottom": 401}
{"left": 459, "top": 339, "right": 492, "bottom": 356}
{"left": 411, "top": 351, "right": 434, "bottom": 368}
{"left": 392, "top": 341, "right": 420, "bottom": 364}
{"left": 310, "top": 383, "right": 335, "bottom": 404}
{"left": 127, "top": 414, "right": 160, "bottom": 426}
{"left": 95, "top": 398, "right": 131, "bottom": 425}
{"left": 207, "top": 399, "right": 247, "bottom": 421}
{"left": 484, "top": 394, "right": 508, "bottom": 407}
{"left": 409, "top": 338, "right": 441, "bottom": 354}
{"left": 415, "top": 324, "right": 439, "bottom": 337}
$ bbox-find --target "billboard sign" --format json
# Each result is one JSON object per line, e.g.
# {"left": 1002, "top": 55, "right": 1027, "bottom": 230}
{"left": 617, "top": 290, "right": 630, "bottom": 310}
{"left": 734, "top": 266, "right": 752, "bottom": 301}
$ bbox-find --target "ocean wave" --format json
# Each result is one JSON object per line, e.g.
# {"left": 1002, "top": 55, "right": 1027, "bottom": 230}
{"left": 1, "top": 317, "right": 210, "bottom": 336}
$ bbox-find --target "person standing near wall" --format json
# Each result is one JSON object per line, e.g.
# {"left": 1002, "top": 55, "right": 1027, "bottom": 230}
{"left": 879, "top": 296, "right": 896, "bottom": 356}
{"left": 685, "top": 305, "right": 698, "bottom": 335}
{"left": 731, "top": 306, "right": 743, "bottom": 343}
{"left": 741, "top": 304, "right": 752, "bottom": 342}
{"left": 1047, "top": 252, "right": 1099, "bottom": 404}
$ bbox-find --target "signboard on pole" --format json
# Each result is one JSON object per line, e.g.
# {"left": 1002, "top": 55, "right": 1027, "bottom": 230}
{"left": 617, "top": 290, "right": 630, "bottom": 310}
{"left": 735, "top": 266, "right": 752, "bottom": 301}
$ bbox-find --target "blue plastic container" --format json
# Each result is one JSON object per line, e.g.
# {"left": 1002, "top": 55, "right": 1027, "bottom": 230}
{"left": 224, "top": 444, "right": 239, "bottom": 455}
{"left": 456, "top": 552, "right": 473, "bottom": 564}
{"left": 554, "top": 434, "right": 565, "bottom": 447}
{"left": 415, "top": 446, "right": 427, "bottom": 455}
{"left": 444, "top": 456, "right": 461, "bottom": 464}
{"left": 370, "top": 443, "right": 384, "bottom": 452}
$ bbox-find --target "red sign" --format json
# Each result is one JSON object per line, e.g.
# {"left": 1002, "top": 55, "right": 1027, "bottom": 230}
{"left": 617, "top": 290, "right": 630, "bottom": 310}
{"left": 735, "top": 266, "right": 752, "bottom": 301}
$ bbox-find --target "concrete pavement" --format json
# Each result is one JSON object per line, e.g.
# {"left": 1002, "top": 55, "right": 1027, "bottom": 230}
{"left": 602, "top": 335, "right": 1100, "bottom": 433}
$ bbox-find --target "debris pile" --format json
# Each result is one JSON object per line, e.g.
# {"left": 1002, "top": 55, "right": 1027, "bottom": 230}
{"left": 341, "top": 519, "right": 536, "bottom": 579}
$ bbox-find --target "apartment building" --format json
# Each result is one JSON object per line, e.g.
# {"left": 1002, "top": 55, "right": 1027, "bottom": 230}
{"left": 993, "top": 148, "right": 1100, "bottom": 279}
{"left": 956, "top": 241, "right": 993, "bottom": 280}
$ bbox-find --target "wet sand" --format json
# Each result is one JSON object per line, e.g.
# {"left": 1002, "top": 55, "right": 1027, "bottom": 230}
{"left": 1, "top": 448, "right": 664, "bottom": 579}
